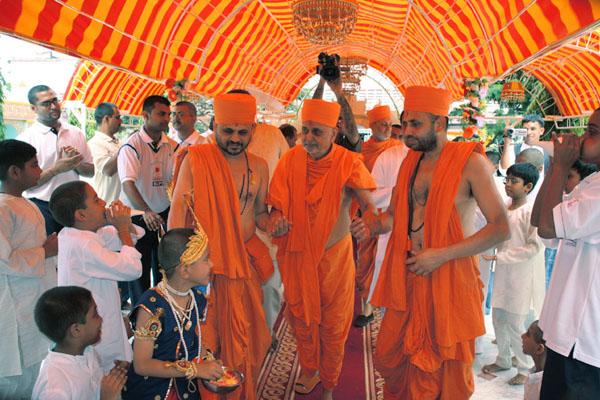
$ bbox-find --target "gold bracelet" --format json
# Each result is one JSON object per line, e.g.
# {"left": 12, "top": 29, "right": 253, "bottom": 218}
{"left": 165, "top": 360, "right": 196, "bottom": 380}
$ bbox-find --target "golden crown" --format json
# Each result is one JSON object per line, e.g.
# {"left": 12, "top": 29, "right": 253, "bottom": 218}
{"left": 180, "top": 192, "right": 209, "bottom": 265}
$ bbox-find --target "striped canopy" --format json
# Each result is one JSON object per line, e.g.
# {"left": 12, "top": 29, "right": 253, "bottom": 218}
{"left": 1, "top": 0, "right": 599, "bottom": 115}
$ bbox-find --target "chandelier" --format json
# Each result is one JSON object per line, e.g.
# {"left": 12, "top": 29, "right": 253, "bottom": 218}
{"left": 340, "top": 57, "right": 367, "bottom": 96}
{"left": 500, "top": 80, "right": 526, "bottom": 103}
{"left": 292, "top": 0, "right": 359, "bottom": 45}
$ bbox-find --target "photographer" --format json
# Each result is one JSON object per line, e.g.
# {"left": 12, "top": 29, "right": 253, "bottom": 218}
{"left": 500, "top": 115, "right": 553, "bottom": 173}
{"left": 312, "top": 53, "right": 362, "bottom": 152}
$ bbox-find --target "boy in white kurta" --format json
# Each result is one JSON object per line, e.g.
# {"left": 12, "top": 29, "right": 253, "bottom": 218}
{"left": 483, "top": 163, "right": 545, "bottom": 385}
{"left": 32, "top": 286, "right": 127, "bottom": 400}
{"left": 49, "top": 181, "right": 143, "bottom": 372}
{"left": 0, "top": 140, "right": 57, "bottom": 399}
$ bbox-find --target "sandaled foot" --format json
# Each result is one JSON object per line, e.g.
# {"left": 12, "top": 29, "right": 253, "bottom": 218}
{"left": 482, "top": 363, "right": 510, "bottom": 374}
{"left": 295, "top": 373, "right": 320, "bottom": 394}
{"left": 353, "top": 314, "right": 374, "bottom": 327}
{"left": 508, "top": 373, "right": 527, "bottom": 385}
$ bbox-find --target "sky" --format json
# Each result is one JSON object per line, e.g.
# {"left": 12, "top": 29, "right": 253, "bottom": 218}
{"left": 0, "top": 34, "right": 79, "bottom": 103}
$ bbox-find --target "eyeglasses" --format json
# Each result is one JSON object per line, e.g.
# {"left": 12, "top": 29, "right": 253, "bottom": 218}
{"left": 503, "top": 177, "right": 523, "bottom": 185}
{"left": 36, "top": 98, "right": 60, "bottom": 107}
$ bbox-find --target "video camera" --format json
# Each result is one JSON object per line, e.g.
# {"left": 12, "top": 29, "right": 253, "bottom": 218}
{"left": 316, "top": 52, "right": 341, "bottom": 82}
{"left": 506, "top": 128, "right": 527, "bottom": 144}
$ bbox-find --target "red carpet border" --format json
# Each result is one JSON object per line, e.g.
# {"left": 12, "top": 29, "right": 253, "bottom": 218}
{"left": 256, "top": 297, "right": 384, "bottom": 399}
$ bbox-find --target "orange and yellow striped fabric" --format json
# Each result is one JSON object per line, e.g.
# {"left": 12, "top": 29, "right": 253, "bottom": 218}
{"left": 523, "top": 28, "right": 600, "bottom": 116}
{"left": 1, "top": 0, "right": 598, "bottom": 114}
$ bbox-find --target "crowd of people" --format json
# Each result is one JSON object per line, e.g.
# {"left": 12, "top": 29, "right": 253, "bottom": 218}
{"left": 0, "top": 78, "right": 599, "bottom": 400}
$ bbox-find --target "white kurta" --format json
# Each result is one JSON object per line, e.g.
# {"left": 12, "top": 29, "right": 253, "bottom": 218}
{"left": 539, "top": 171, "right": 600, "bottom": 368}
{"left": 57, "top": 225, "right": 144, "bottom": 371}
{"left": 32, "top": 347, "right": 103, "bottom": 400}
{"left": 367, "top": 144, "right": 408, "bottom": 301}
{"left": 0, "top": 194, "right": 56, "bottom": 378}
{"left": 492, "top": 200, "right": 545, "bottom": 316}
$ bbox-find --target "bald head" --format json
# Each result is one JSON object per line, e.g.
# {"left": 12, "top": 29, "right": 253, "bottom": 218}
{"left": 516, "top": 148, "right": 544, "bottom": 171}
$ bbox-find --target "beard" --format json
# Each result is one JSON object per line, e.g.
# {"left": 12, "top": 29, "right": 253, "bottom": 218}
{"left": 216, "top": 135, "right": 247, "bottom": 156}
{"left": 404, "top": 128, "right": 437, "bottom": 152}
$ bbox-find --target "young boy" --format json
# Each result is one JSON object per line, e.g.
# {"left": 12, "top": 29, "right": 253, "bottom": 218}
{"left": 482, "top": 163, "right": 545, "bottom": 385}
{"left": 522, "top": 320, "right": 546, "bottom": 400}
{"left": 124, "top": 228, "right": 223, "bottom": 399}
{"left": 32, "top": 286, "right": 127, "bottom": 400}
{"left": 565, "top": 159, "right": 598, "bottom": 194}
{"left": 49, "top": 181, "right": 144, "bottom": 372}
{"left": 0, "top": 139, "right": 57, "bottom": 399}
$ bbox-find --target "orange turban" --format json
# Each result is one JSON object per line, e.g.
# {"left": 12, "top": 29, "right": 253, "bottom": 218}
{"left": 214, "top": 93, "right": 256, "bottom": 124}
{"left": 301, "top": 99, "right": 340, "bottom": 128}
{"left": 404, "top": 86, "right": 452, "bottom": 116}
{"left": 367, "top": 105, "right": 392, "bottom": 125}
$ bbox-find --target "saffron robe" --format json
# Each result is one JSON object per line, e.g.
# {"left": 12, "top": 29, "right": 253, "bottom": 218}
{"left": 268, "top": 144, "right": 376, "bottom": 388}
{"left": 356, "top": 138, "right": 402, "bottom": 300}
{"left": 371, "top": 142, "right": 485, "bottom": 399}
{"left": 177, "top": 144, "right": 272, "bottom": 400}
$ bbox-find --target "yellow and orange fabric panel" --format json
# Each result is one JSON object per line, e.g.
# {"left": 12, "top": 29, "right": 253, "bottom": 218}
{"left": 1, "top": 0, "right": 598, "bottom": 114}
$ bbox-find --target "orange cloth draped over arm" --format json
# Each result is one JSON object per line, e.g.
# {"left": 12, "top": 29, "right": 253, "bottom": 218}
{"left": 244, "top": 233, "right": 274, "bottom": 283}
{"left": 356, "top": 138, "right": 402, "bottom": 299}
{"left": 268, "top": 144, "right": 376, "bottom": 325}
{"left": 185, "top": 144, "right": 271, "bottom": 400}
{"left": 371, "top": 142, "right": 485, "bottom": 376}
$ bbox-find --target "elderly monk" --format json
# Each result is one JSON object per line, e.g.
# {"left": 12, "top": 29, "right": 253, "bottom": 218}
{"left": 168, "top": 92, "right": 272, "bottom": 400}
{"left": 268, "top": 99, "right": 377, "bottom": 400}
{"left": 352, "top": 86, "right": 510, "bottom": 399}
{"left": 354, "top": 105, "right": 404, "bottom": 327}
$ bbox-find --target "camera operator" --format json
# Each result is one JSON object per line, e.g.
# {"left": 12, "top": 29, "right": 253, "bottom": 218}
{"left": 312, "top": 54, "right": 362, "bottom": 152}
{"left": 500, "top": 114, "right": 553, "bottom": 173}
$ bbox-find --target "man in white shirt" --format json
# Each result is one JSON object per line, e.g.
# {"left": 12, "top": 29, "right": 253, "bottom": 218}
{"left": 533, "top": 107, "right": 600, "bottom": 399}
{"left": 88, "top": 103, "right": 122, "bottom": 203}
{"left": 118, "top": 95, "right": 176, "bottom": 304}
{"left": 17, "top": 85, "right": 94, "bottom": 235}
{"left": 500, "top": 114, "right": 552, "bottom": 174}
{"left": 171, "top": 101, "right": 206, "bottom": 148}
{"left": 247, "top": 122, "right": 290, "bottom": 340}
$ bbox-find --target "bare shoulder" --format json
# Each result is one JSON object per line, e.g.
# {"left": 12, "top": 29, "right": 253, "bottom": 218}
{"left": 464, "top": 151, "right": 494, "bottom": 182}
{"left": 248, "top": 153, "right": 269, "bottom": 177}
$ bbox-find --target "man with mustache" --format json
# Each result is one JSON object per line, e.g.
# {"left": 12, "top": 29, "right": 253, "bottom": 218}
{"left": 352, "top": 86, "right": 510, "bottom": 399}
{"left": 268, "top": 98, "right": 377, "bottom": 400}
{"left": 168, "top": 91, "right": 272, "bottom": 400}
{"left": 18, "top": 85, "right": 94, "bottom": 235}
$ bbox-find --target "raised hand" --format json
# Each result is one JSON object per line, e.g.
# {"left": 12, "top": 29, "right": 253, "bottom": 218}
{"left": 106, "top": 200, "right": 132, "bottom": 231}
{"left": 100, "top": 365, "right": 127, "bottom": 400}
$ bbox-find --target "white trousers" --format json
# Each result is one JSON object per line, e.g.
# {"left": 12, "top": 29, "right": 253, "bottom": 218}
{"left": 492, "top": 307, "right": 532, "bottom": 373}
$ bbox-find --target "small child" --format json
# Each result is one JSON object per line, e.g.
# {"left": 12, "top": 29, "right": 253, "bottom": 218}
{"left": 565, "top": 159, "right": 598, "bottom": 194}
{"left": 482, "top": 163, "right": 545, "bottom": 385}
{"left": 49, "top": 181, "right": 144, "bottom": 372}
{"left": 32, "top": 286, "right": 127, "bottom": 399}
{"left": 0, "top": 139, "right": 57, "bottom": 399}
{"left": 123, "top": 227, "right": 223, "bottom": 400}
{"left": 521, "top": 320, "right": 546, "bottom": 400}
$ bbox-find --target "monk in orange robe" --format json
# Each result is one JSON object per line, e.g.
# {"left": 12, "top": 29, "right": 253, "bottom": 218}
{"left": 268, "top": 99, "right": 377, "bottom": 400}
{"left": 354, "top": 104, "right": 403, "bottom": 327}
{"left": 168, "top": 92, "right": 272, "bottom": 400}
{"left": 351, "top": 86, "right": 510, "bottom": 399}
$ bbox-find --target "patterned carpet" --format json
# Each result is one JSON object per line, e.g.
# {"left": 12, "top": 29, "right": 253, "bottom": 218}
{"left": 256, "top": 298, "right": 384, "bottom": 400}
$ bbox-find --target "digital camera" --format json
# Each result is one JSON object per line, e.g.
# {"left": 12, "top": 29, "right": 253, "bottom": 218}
{"left": 316, "top": 52, "right": 341, "bottom": 82}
